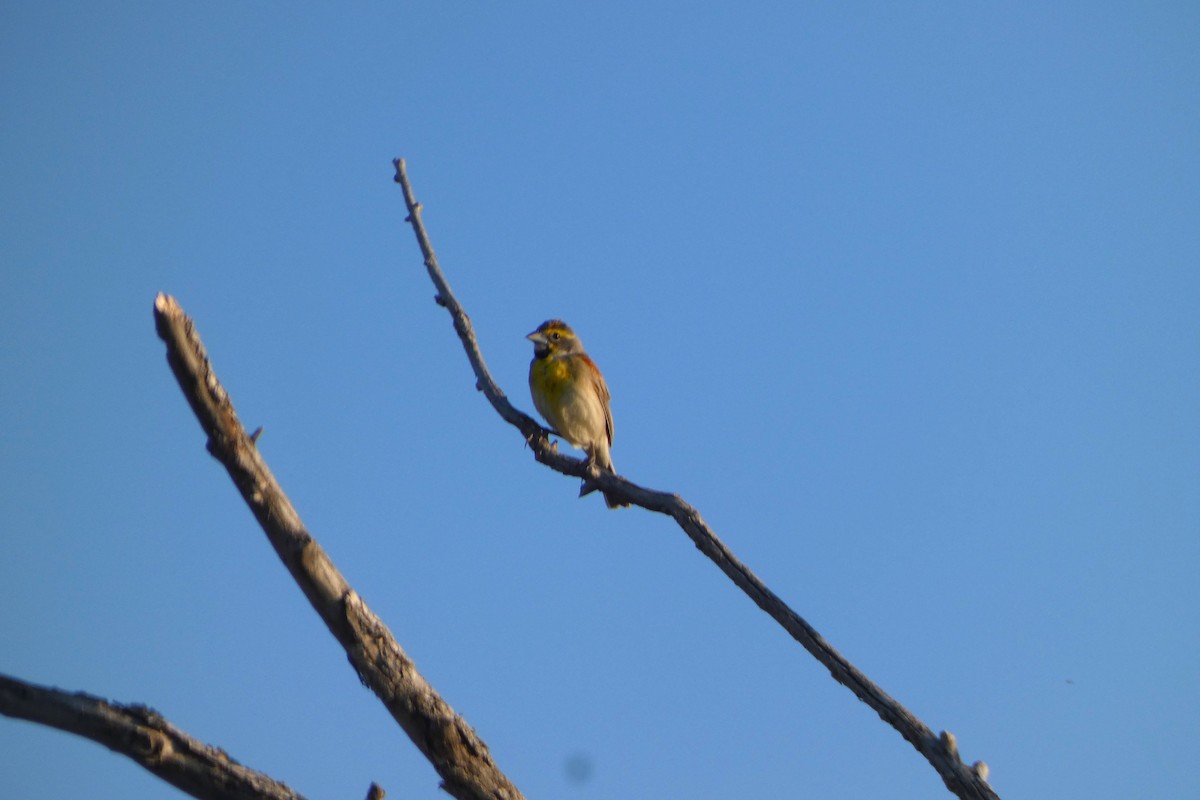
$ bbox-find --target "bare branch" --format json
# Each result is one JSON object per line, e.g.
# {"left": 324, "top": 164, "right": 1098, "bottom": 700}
{"left": 391, "top": 158, "right": 998, "bottom": 800}
{"left": 152, "top": 293, "right": 524, "bottom": 800}
{"left": 0, "top": 673, "right": 305, "bottom": 800}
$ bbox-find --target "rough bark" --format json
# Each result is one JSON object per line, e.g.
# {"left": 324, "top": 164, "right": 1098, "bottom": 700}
{"left": 153, "top": 292, "right": 523, "bottom": 800}
{"left": 0, "top": 673, "right": 307, "bottom": 800}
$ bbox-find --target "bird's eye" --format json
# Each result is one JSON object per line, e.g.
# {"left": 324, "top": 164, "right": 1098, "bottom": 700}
{"left": 551, "top": 332, "right": 560, "bottom": 340}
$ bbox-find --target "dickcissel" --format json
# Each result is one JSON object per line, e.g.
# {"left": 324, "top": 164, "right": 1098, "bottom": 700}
{"left": 527, "top": 319, "right": 628, "bottom": 508}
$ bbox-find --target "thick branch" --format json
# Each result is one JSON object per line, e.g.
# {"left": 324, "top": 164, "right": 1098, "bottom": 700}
{"left": 152, "top": 293, "right": 523, "bottom": 800}
{"left": 392, "top": 158, "right": 998, "bottom": 800}
{"left": 0, "top": 673, "right": 305, "bottom": 800}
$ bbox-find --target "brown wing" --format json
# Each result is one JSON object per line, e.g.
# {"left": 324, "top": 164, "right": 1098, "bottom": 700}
{"left": 580, "top": 352, "right": 614, "bottom": 446}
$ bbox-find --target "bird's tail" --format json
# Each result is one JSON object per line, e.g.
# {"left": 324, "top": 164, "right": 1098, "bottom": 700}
{"left": 603, "top": 490, "right": 629, "bottom": 509}
{"left": 599, "top": 454, "right": 629, "bottom": 509}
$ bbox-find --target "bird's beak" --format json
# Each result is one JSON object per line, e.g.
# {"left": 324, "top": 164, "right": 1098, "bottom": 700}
{"left": 526, "top": 330, "right": 547, "bottom": 343}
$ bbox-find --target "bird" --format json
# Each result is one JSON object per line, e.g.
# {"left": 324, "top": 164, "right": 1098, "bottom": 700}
{"left": 527, "top": 319, "right": 628, "bottom": 508}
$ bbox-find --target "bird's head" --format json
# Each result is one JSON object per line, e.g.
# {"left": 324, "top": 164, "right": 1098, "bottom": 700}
{"left": 527, "top": 319, "right": 583, "bottom": 358}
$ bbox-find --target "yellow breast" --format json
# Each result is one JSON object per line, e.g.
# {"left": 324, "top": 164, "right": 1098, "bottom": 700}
{"left": 531, "top": 355, "right": 574, "bottom": 401}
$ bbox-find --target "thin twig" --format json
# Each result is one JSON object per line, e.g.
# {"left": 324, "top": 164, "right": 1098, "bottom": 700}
{"left": 153, "top": 293, "right": 524, "bottom": 800}
{"left": 0, "top": 673, "right": 305, "bottom": 800}
{"left": 392, "top": 158, "right": 998, "bottom": 800}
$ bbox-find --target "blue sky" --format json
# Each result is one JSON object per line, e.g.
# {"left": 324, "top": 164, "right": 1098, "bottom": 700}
{"left": 2, "top": 3, "right": 1197, "bottom": 798}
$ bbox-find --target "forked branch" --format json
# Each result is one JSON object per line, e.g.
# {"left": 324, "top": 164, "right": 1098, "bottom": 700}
{"left": 392, "top": 158, "right": 998, "bottom": 800}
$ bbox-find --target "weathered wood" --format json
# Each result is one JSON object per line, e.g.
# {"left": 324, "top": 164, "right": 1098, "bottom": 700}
{"left": 154, "top": 293, "right": 523, "bottom": 800}
{"left": 0, "top": 673, "right": 306, "bottom": 800}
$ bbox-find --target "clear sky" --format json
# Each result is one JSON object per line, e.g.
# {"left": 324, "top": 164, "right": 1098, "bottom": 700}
{"left": 2, "top": 3, "right": 1197, "bottom": 798}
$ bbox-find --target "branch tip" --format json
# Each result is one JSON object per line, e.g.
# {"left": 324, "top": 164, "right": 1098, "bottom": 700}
{"left": 392, "top": 160, "right": 999, "bottom": 800}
